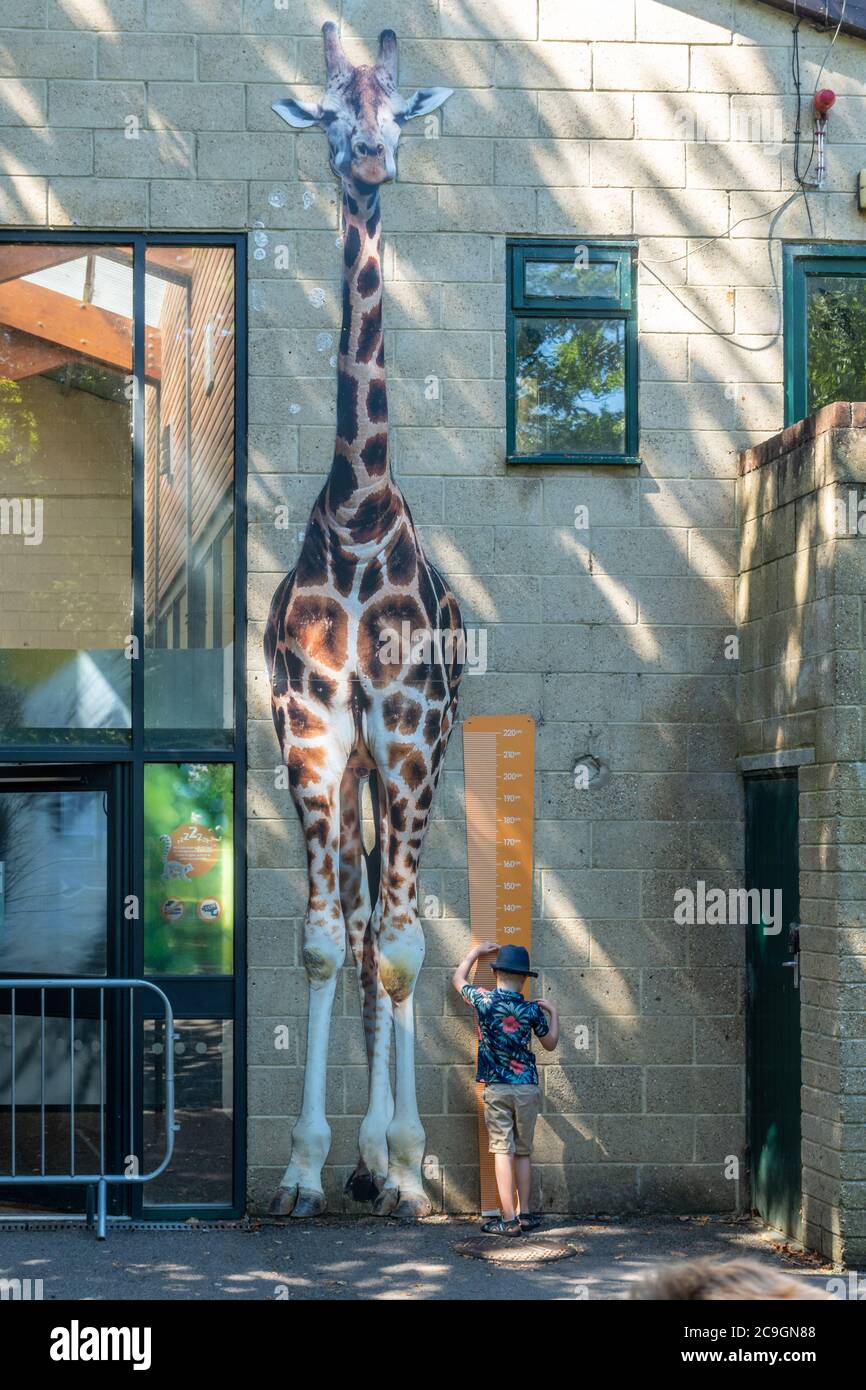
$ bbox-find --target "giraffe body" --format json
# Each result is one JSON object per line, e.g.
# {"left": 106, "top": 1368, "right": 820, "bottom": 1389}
{"left": 264, "top": 25, "right": 462, "bottom": 1218}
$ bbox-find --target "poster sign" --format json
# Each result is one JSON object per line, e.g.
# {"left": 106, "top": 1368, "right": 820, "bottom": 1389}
{"left": 143, "top": 763, "right": 233, "bottom": 975}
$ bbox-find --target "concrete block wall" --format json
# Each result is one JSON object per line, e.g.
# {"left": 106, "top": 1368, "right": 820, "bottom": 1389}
{"left": 3, "top": 0, "right": 864, "bottom": 1219}
{"left": 738, "top": 403, "right": 866, "bottom": 1265}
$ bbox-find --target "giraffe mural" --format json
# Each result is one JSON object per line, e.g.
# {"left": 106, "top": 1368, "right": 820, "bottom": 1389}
{"left": 263, "top": 23, "right": 464, "bottom": 1220}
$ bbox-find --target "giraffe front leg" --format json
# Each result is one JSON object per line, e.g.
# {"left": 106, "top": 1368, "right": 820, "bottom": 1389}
{"left": 373, "top": 918, "right": 431, "bottom": 1220}
{"left": 271, "top": 911, "right": 344, "bottom": 1218}
{"left": 356, "top": 900, "right": 394, "bottom": 1194}
{"left": 269, "top": 731, "right": 349, "bottom": 1219}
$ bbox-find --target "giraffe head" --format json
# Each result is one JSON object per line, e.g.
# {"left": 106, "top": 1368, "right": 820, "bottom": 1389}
{"left": 273, "top": 22, "right": 452, "bottom": 189}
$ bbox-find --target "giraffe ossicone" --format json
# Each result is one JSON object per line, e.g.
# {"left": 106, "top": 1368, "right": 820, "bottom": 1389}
{"left": 263, "top": 23, "right": 464, "bottom": 1221}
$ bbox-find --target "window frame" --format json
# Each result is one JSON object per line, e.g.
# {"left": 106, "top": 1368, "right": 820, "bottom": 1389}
{"left": 0, "top": 230, "right": 247, "bottom": 1223}
{"left": 506, "top": 238, "right": 639, "bottom": 466}
{"left": 784, "top": 241, "right": 866, "bottom": 426}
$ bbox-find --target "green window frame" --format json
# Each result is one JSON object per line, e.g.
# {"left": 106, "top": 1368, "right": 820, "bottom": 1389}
{"left": 506, "top": 239, "right": 638, "bottom": 465}
{"left": 784, "top": 242, "right": 866, "bottom": 426}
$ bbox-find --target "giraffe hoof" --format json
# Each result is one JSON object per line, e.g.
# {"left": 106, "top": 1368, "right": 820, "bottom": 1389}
{"left": 291, "top": 1187, "right": 327, "bottom": 1218}
{"left": 393, "top": 1193, "right": 433, "bottom": 1222}
{"left": 345, "top": 1167, "right": 378, "bottom": 1203}
{"left": 372, "top": 1186, "right": 400, "bottom": 1218}
{"left": 268, "top": 1185, "right": 298, "bottom": 1217}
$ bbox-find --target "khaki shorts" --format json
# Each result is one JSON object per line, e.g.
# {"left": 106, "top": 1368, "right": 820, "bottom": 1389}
{"left": 482, "top": 1083, "right": 541, "bottom": 1156}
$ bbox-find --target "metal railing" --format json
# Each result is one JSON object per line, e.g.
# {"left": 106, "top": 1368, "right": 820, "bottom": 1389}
{"left": 0, "top": 978, "right": 176, "bottom": 1238}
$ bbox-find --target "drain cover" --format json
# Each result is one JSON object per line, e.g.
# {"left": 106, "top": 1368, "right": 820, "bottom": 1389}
{"left": 453, "top": 1237, "right": 582, "bottom": 1264}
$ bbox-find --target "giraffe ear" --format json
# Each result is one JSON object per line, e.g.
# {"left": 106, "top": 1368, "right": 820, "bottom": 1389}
{"left": 396, "top": 88, "right": 453, "bottom": 124}
{"left": 272, "top": 96, "right": 324, "bottom": 128}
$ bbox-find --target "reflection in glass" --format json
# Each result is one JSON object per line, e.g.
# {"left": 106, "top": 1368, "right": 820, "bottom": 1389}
{"left": 525, "top": 259, "right": 618, "bottom": 300}
{"left": 0, "top": 244, "right": 133, "bottom": 743}
{"left": 515, "top": 316, "right": 626, "bottom": 456}
{"left": 144, "top": 247, "right": 235, "bottom": 747}
{"left": 143, "top": 762, "right": 233, "bottom": 976}
{"left": 0, "top": 790, "right": 107, "bottom": 974}
{"left": 143, "top": 1017, "right": 233, "bottom": 1205}
{"left": 0, "top": 1010, "right": 103, "bottom": 1192}
{"left": 807, "top": 274, "right": 866, "bottom": 413}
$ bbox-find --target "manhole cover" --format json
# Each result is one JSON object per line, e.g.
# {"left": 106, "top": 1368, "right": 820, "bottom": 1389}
{"left": 453, "top": 1237, "right": 583, "bottom": 1265}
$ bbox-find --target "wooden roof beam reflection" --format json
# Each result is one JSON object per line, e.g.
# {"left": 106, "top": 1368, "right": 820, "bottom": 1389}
{"left": 0, "top": 278, "right": 161, "bottom": 382}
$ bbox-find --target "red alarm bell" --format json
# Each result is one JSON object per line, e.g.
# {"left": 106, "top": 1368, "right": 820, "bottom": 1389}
{"left": 814, "top": 88, "right": 836, "bottom": 118}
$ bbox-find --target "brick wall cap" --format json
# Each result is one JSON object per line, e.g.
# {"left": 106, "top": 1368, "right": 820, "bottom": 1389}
{"left": 739, "top": 402, "right": 862, "bottom": 475}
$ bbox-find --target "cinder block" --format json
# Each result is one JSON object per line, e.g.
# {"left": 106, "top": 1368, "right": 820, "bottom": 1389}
{"left": 493, "top": 41, "right": 591, "bottom": 89}
{"left": 0, "top": 175, "right": 46, "bottom": 223}
{"left": 538, "top": 90, "right": 634, "bottom": 139}
{"left": 95, "top": 129, "right": 193, "bottom": 177}
{"left": 0, "top": 29, "right": 94, "bottom": 78}
{"left": 148, "top": 82, "right": 246, "bottom": 131}
{"left": 49, "top": 177, "right": 146, "bottom": 225}
{"left": 540, "top": 0, "right": 636, "bottom": 41}
{"left": 595, "top": 43, "right": 690, "bottom": 92}
{"left": 98, "top": 33, "right": 196, "bottom": 79}
{"left": 150, "top": 179, "right": 247, "bottom": 227}
{"left": 0, "top": 78, "right": 46, "bottom": 125}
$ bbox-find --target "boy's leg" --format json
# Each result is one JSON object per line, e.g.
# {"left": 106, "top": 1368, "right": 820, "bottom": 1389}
{"left": 514, "top": 1155, "right": 531, "bottom": 1216}
{"left": 493, "top": 1152, "right": 517, "bottom": 1222}
{"left": 512, "top": 1086, "right": 542, "bottom": 1226}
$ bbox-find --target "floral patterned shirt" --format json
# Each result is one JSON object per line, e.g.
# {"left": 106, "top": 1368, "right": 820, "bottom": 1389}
{"left": 461, "top": 985, "right": 550, "bottom": 1085}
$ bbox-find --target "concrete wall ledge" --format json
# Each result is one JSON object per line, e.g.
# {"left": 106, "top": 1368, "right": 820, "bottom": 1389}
{"left": 739, "top": 403, "right": 866, "bottom": 475}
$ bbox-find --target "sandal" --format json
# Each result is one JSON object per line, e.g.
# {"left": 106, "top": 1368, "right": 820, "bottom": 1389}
{"left": 480, "top": 1217, "right": 522, "bottom": 1236}
{"left": 518, "top": 1213, "right": 543, "bottom": 1232}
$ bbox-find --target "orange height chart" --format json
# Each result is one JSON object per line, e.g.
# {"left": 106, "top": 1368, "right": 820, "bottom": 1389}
{"left": 463, "top": 714, "right": 536, "bottom": 1215}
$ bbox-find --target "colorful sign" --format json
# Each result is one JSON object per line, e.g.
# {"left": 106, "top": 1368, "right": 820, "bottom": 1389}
{"left": 143, "top": 763, "right": 233, "bottom": 975}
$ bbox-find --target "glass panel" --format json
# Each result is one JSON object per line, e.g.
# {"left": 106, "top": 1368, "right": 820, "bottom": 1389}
{"left": 144, "top": 246, "right": 235, "bottom": 749}
{"left": 0, "top": 789, "right": 107, "bottom": 974}
{"left": 143, "top": 762, "right": 233, "bottom": 976}
{"left": 514, "top": 316, "right": 626, "bottom": 456}
{"left": 0, "top": 1008, "right": 103, "bottom": 1195}
{"left": 524, "top": 258, "right": 619, "bottom": 300}
{"left": 0, "top": 243, "right": 133, "bottom": 744}
{"left": 806, "top": 272, "right": 866, "bottom": 413}
{"left": 143, "top": 1017, "right": 233, "bottom": 1205}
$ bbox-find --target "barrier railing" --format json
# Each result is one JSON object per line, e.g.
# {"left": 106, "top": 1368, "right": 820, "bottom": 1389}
{"left": 0, "top": 978, "right": 176, "bottom": 1238}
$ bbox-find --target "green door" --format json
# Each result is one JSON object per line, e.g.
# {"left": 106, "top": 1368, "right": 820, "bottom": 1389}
{"left": 745, "top": 774, "right": 802, "bottom": 1240}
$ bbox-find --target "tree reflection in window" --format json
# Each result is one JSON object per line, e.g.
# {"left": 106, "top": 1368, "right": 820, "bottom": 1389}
{"left": 807, "top": 275, "right": 866, "bottom": 414}
{"left": 515, "top": 316, "right": 626, "bottom": 456}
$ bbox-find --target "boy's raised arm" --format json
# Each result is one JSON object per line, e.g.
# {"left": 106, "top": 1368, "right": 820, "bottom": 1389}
{"left": 451, "top": 940, "right": 498, "bottom": 995}
{"left": 535, "top": 997, "right": 560, "bottom": 1051}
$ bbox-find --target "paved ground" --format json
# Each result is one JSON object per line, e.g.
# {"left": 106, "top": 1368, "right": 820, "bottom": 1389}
{"left": 0, "top": 1214, "right": 838, "bottom": 1300}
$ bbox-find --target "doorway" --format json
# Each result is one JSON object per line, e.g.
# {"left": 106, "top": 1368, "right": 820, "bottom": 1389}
{"left": 744, "top": 772, "right": 802, "bottom": 1240}
{"left": 0, "top": 764, "right": 126, "bottom": 1214}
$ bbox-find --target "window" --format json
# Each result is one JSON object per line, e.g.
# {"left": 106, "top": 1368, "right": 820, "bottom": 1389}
{"left": 506, "top": 240, "right": 638, "bottom": 464}
{"left": 784, "top": 244, "right": 866, "bottom": 425}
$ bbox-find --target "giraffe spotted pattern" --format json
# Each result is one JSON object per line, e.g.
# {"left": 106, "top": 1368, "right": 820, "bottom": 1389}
{"left": 264, "top": 24, "right": 461, "bottom": 1222}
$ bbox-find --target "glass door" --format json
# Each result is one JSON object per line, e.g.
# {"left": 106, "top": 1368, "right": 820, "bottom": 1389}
{"left": 0, "top": 764, "right": 124, "bottom": 1214}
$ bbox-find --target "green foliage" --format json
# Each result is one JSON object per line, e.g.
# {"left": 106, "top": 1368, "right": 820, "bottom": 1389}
{"left": 807, "top": 277, "right": 866, "bottom": 413}
{"left": 0, "top": 376, "right": 39, "bottom": 476}
{"left": 515, "top": 316, "right": 625, "bottom": 456}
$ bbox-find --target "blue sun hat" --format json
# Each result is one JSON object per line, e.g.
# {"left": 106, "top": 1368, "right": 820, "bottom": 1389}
{"left": 491, "top": 944, "right": 537, "bottom": 978}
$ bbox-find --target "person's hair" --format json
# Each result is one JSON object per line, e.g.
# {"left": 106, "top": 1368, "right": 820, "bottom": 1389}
{"left": 626, "top": 1256, "right": 830, "bottom": 1301}
{"left": 493, "top": 969, "right": 527, "bottom": 992}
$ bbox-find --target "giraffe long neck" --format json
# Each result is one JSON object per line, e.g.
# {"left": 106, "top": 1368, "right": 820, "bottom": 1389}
{"left": 324, "top": 185, "right": 394, "bottom": 531}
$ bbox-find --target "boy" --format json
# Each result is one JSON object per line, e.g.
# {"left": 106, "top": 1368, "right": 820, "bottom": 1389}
{"left": 452, "top": 941, "right": 559, "bottom": 1236}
